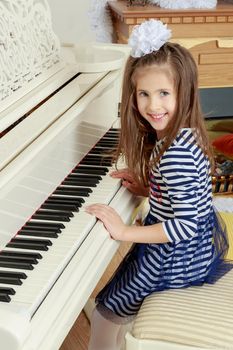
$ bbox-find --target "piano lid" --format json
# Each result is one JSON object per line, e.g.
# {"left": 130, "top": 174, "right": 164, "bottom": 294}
{"left": 61, "top": 42, "right": 129, "bottom": 73}
{"left": 0, "top": 0, "right": 126, "bottom": 134}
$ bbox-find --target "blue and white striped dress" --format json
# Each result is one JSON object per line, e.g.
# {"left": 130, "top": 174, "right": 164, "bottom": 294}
{"left": 96, "top": 128, "right": 228, "bottom": 323}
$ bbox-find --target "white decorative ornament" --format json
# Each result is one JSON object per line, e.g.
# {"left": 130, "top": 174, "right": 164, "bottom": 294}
{"left": 89, "top": 0, "right": 116, "bottom": 43}
{"left": 149, "top": 0, "right": 217, "bottom": 9}
{"left": 128, "top": 19, "right": 171, "bottom": 58}
{"left": 193, "top": 0, "right": 217, "bottom": 8}
{"left": 0, "top": 0, "right": 61, "bottom": 102}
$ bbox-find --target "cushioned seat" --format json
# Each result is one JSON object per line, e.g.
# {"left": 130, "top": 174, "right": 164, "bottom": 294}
{"left": 125, "top": 266, "right": 233, "bottom": 350}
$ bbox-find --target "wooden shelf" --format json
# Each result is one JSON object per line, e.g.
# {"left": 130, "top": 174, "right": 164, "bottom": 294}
{"left": 108, "top": 0, "right": 233, "bottom": 88}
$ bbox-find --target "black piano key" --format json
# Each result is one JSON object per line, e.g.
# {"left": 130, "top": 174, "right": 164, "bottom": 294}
{"left": 45, "top": 201, "right": 82, "bottom": 210}
{"left": 41, "top": 203, "right": 79, "bottom": 212}
{"left": 18, "top": 229, "right": 59, "bottom": 238}
{"left": 82, "top": 154, "right": 112, "bottom": 162}
{"left": 7, "top": 240, "right": 49, "bottom": 251}
{"left": 95, "top": 141, "right": 117, "bottom": 147}
{"left": 0, "top": 287, "right": 15, "bottom": 295}
{"left": 80, "top": 158, "right": 112, "bottom": 166}
{"left": 0, "top": 251, "right": 42, "bottom": 260}
{"left": 72, "top": 165, "right": 109, "bottom": 176}
{"left": 0, "top": 260, "right": 34, "bottom": 270}
{"left": 62, "top": 179, "right": 98, "bottom": 187}
{"left": 0, "top": 271, "right": 27, "bottom": 279}
{"left": 83, "top": 155, "right": 108, "bottom": 160}
{"left": 11, "top": 238, "right": 52, "bottom": 246}
{"left": 21, "top": 226, "right": 61, "bottom": 234}
{"left": 0, "top": 277, "right": 23, "bottom": 285}
{"left": 104, "top": 131, "right": 120, "bottom": 138}
{"left": 57, "top": 186, "right": 92, "bottom": 193}
{"left": 25, "top": 222, "right": 65, "bottom": 229}
{"left": 91, "top": 145, "right": 111, "bottom": 150}
{"left": 32, "top": 213, "right": 71, "bottom": 222}
{"left": 0, "top": 255, "right": 38, "bottom": 265}
{"left": 0, "top": 293, "right": 11, "bottom": 302}
{"left": 54, "top": 188, "right": 91, "bottom": 197}
{"left": 101, "top": 133, "right": 119, "bottom": 138}
{"left": 88, "top": 148, "right": 108, "bottom": 155}
{"left": 67, "top": 174, "right": 102, "bottom": 181}
{"left": 47, "top": 196, "right": 84, "bottom": 205}
{"left": 35, "top": 209, "right": 74, "bottom": 218}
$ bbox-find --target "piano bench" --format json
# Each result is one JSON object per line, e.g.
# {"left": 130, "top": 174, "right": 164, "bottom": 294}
{"left": 125, "top": 266, "right": 233, "bottom": 350}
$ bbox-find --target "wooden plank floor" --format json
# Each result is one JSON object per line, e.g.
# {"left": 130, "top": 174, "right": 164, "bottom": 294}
{"left": 60, "top": 242, "right": 131, "bottom": 350}
{"left": 60, "top": 311, "right": 90, "bottom": 350}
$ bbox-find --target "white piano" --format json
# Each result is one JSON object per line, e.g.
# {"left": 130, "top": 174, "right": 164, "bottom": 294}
{"left": 0, "top": 1, "right": 137, "bottom": 349}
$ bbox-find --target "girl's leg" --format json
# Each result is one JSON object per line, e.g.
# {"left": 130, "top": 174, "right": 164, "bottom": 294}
{"left": 116, "top": 321, "right": 133, "bottom": 350}
{"left": 88, "top": 307, "right": 121, "bottom": 350}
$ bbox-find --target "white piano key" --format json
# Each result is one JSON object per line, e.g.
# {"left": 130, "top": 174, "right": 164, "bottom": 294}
{"left": 48, "top": 147, "right": 85, "bottom": 165}
{"left": 29, "top": 165, "right": 68, "bottom": 185}
{"left": 19, "top": 177, "right": 56, "bottom": 195}
{"left": 0, "top": 230, "right": 16, "bottom": 251}
{"left": 0, "top": 212, "right": 27, "bottom": 233}
{"left": 4, "top": 186, "right": 47, "bottom": 208}
{"left": 41, "top": 156, "right": 78, "bottom": 174}
{"left": 0, "top": 200, "right": 32, "bottom": 215}
{"left": 77, "top": 125, "right": 106, "bottom": 138}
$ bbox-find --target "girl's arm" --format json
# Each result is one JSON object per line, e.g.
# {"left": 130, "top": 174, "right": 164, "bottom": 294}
{"left": 111, "top": 168, "right": 149, "bottom": 197}
{"left": 85, "top": 203, "right": 169, "bottom": 244}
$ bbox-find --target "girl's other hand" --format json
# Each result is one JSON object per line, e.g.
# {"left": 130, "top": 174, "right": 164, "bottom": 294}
{"left": 85, "top": 204, "right": 126, "bottom": 241}
{"left": 111, "top": 168, "right": 149, "bottom": 197}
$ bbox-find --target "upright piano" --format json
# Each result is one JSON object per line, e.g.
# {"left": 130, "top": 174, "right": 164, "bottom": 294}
{"left": 0, "top": 1, "right": 137, "bottom": 349}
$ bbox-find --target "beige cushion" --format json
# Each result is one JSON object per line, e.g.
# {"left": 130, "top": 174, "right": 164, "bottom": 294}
{"left": 130, "top": 267, "right": 233, "bottom": 349}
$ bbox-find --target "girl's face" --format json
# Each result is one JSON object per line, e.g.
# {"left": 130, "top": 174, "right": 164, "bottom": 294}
{"left": 136, "top": 65, "right": 176, "bottom": 139}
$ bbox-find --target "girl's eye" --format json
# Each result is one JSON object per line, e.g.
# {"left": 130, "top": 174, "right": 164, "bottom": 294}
{"left": 138, "top": 91, "right": 148, "bottom": 97}
{"left": 160, "top": 91, "right": 169, "bottom": 97}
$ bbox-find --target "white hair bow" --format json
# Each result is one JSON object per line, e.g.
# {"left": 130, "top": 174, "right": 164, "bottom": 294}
{"left": 128, "top": 19, "right": 171, "bottom": 58}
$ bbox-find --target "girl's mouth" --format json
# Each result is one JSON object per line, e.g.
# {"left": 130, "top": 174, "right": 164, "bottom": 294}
{"left": 148, "top": 113, "right": 167, "bottom": 121}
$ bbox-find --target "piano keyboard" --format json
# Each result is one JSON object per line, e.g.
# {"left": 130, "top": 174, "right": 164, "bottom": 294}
{"left": 0, "top": 127, "right": 122, "bottom": 312}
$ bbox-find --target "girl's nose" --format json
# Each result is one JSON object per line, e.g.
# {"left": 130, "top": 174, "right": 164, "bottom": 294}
{"left": 148, "top": 97, "right": 160, "bottom": 112}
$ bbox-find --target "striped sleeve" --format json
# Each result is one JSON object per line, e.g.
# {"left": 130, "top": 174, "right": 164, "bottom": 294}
{"left": 160, "top": 146, "right": 200, "bottom": 242}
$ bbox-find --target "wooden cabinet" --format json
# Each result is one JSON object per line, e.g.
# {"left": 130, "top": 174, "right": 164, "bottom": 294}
{"left": 108, "top": 0, "right": 233, "bottom": 87}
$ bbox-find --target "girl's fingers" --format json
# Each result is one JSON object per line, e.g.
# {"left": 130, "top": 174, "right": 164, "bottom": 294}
{"left": 110, "top": 169, "right": 134, "bottom": 181}
{"left": 85, "top": 204, "right": 116, "bottom": 216}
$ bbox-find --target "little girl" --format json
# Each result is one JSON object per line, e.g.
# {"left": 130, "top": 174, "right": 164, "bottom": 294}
{"left": 86, "top": 19, "right": 228, "bottom": 350}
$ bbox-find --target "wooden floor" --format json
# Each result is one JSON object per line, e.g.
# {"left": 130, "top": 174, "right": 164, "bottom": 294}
{"left": 59, "top": 241, "right": 131, "bottom": 350}
{"left": 60, "top": 311, "right": 90, "bottom": 350}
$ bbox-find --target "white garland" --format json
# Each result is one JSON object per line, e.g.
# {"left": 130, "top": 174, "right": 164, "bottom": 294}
{"left": 149, "top": 0, "right": 217, "bottom": 9}
{"left": 128, "top": 19, "right": 171, "bottom": 58}
{"left": 89, "top": 0, "right": 116, "bottom": 43}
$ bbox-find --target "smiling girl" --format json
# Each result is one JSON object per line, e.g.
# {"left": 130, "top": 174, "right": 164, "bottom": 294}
{"left": 86, "top": 19, "right": 228, "bottom": 350}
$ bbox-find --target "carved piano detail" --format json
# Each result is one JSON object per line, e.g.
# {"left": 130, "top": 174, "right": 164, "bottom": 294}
{"left": 0, "top": 1, "right": 137, "bottom": 349}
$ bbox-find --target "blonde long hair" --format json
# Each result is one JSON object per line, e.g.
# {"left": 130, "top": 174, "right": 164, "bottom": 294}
{"left": 115, "top": 42, "right": 213, "bottom": 186}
